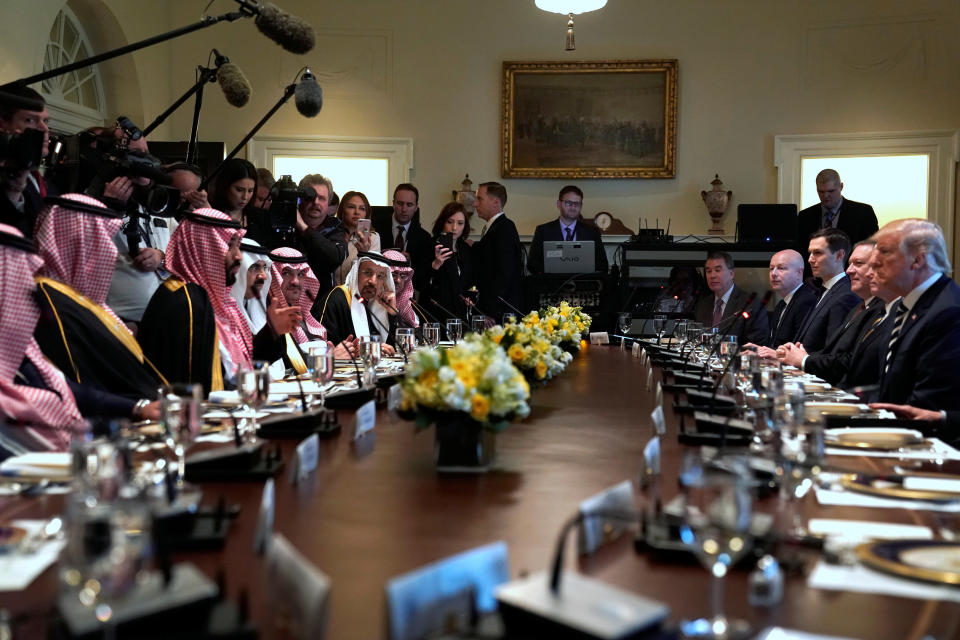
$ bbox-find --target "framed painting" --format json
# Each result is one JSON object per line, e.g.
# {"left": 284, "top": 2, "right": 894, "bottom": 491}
{"left": 501, "top": 59, "right": 678, "bottom": 179}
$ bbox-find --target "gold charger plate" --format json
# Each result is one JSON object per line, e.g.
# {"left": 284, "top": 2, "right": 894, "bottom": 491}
{"left": 839, "top": 474, "right": 960, "bottom": 502}
{"left": 857, "top": 539, "right": 960, "bottom": 586}
{"left": 0, "top": 524, "right": 28, "bottom": 552}
{"left": 826, "top": 428, "right": 924, "bottom": 451}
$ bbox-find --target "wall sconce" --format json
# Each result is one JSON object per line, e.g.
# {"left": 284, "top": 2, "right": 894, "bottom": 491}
{"left": 535, "top": 0, "right": 608, "bottom": 51}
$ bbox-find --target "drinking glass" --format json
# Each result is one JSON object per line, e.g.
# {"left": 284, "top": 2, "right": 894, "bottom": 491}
{"left": 502, "top": 313, "right": 517, "bottom": 326}
{"left": 778, "top": 399, "right": 823, "bottom": 538}
{"left": 237, "top": 360, "right": 270, "bottom": 443}
{"left": 309, "top": 346, "right": 335, "bottom": 405}
{"left": 652, "top": 313, "right": 667, "bottom": 344}
{"left": 679, "top": 453, "right": 754, "bottom": 640}
{"left": 423, "top": 322, "right": 441, "bottom": 347}
{"left": 760, "top": 364, "right": 785, "bottom": 395}
{"left": 359, "top": 335, "right": 382, "bottom": 366}
{"left": 158, "top": 383, "right": 202, "bottom": 489}
{"left": 446, "top": 318, "right": 463, "bottom": 345}
{"left": 471, "top": 314, "right": 487, "bottom": 334}
{"left": 719, "top": 335, "right": 738, "bottom": 368}
{"left": 698, "top": 327, "right": 719, "bottom": 362}
{"left": 395, "top": 327, "right": 415, "bottom": 363}
{"left": 674, "top": 320, "right": 689, "bottom": 352}
{"left": 737, "top": 351, "right": 759, "bottom": 393}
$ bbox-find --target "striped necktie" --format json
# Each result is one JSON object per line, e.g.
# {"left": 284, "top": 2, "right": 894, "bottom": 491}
{"left": 564, "top": 227, "right": 574, "bottom": 241}
{"left": 883, "top": 302, "right": 909, "bottom": 374}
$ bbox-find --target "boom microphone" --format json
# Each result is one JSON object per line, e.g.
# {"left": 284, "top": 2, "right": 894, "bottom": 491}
{"left": 234, "top": 1, "right": 316, "bottom": 54}
{"left": 294, "top": 70, "right": 323, "bottom": 118}
{"left": 217, "top": 62, "right": 251, "bottom": 108}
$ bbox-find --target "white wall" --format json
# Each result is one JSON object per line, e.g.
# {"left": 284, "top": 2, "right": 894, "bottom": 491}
{"left": 4, "top": 1, "right": 959, "bottom": 241}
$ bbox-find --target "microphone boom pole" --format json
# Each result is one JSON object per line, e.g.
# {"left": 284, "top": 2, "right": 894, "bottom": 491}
{"left": 200, "top": 83, "right": 296, "bottom": 191}
{"left": 142, "top": 65, "right": 218, "bottom": 138}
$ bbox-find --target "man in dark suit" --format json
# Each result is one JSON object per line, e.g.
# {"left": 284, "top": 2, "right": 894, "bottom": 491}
{"left": 471, "top": 182, "right": 523, "bottom": 320}
{"left": 790, "top": 228, "right": 860, "bottom": 353}
{"left": 693, "top": 250, "right": 769, "bottom": 345}
{"left": 526, "top": 185, "right": 608, "bottom": 275}
{"left": 872, "top": 219, "right": 960, "bottom": 410}
{"left": 0, "top": 85, "right": 54, "bottom": 240}
{"left": 780, "top": 241, "right": 886, "bottom": 385}
{"left": 797, "top": 169, "right": 878, "bottom": 277}
{"left": 753, "top": 249, "right": 819, "bottom": 355}
{"left": 373, "top": 183, "right": 433, "bottom": 293}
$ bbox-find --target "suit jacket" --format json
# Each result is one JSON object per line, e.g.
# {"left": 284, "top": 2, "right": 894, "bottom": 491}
{"left": 375, "top": 215, "right": 434, "bottom": 293}
{"left": 797, "top": 198, "right": 878, "bottom": 278}
{"left": 793, "top": 275, "right": 860, "bottom": 352}
{"left": 768, "top": 284, "right": 819, "bottom": 347}
{"left": 693, "top": 285, "right": 770, "bottom": 345}
{"left": 472, "top": 214, "right": 524, "bottom": 319}
{"left": 878, "top": 275, "right": 960, "bottom": 410}
{"left": 527, "top": 218, "right": 608, "bottom": 275}
{"left": 838, "top": 301, "right": 892, "bottom": 389}
{"left": 803, "top": 297, "right": 881, "bottom": 385}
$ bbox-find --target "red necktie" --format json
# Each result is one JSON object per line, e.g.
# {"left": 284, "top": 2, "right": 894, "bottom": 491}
{"left": 394, "top": 225, "right": 404, "bottom": 250}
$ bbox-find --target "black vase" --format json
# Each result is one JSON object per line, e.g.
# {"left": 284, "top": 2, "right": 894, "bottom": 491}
{"left": 433, "top": 413, "right": 497, "bottom": 473}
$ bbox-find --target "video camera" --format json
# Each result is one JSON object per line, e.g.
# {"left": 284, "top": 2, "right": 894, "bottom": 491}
{"left": 0, "top": 128, "right": 45, "bottom": 171}
{"left": 266, "top": 174, "right": 316, "bottom": 246}
{"left": 46, "top": 117, "right": 179, "bottom": 217}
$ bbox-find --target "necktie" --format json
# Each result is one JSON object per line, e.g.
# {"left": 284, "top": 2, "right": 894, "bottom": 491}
{"left": 824, "top": 208, "right": 837, "bottom": 228}
{"left": 773, "top": 299, "right": 787, "bottom": 332}
{"left": 884, "top": 302, "right": 909, "bottom": 374}
{"left": 564, "top": 227, "right": 573, "bottom": 241}
{"left": 394, "top": 225, "right": 404, "bottom": 250}
{"left": 480, "top": 224, "right": 488, "bottom": 237}
{"left": 712, "top": 298, "right": 723, "bottom": 327}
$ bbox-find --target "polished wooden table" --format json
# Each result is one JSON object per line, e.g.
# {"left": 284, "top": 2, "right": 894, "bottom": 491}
{"left": 4, "top": 346, "right": 960, "bottom": 638}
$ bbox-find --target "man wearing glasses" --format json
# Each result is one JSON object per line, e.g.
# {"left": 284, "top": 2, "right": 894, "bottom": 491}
{"left": 526, "top": 185, "right": 608, "bottom": 275}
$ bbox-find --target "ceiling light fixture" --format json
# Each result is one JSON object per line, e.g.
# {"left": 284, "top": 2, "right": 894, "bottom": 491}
{"left": 535, "top": 0, "right": 607, "bottom": 51}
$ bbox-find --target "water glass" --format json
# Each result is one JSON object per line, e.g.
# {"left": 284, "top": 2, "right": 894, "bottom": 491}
{"left": 309, "top": 346, "right": 335, "bottom": 405}
{"left": 652, "top": 313, "right": 667, "bottom": 343}
{"left": 446, "top": 318, "right": 463, "bottom": 344}
{"left": 158, "top": 383, "right": 202, "bottom": 488}
{"left": 359, "top": 335, "right": 382, "bottom": 366}
{"left": 395, "top": 327, "right": 415, "bottom": 362}
{"left": 471, "top": 314, "right": 487, "bottom": 334}
{"left": 237, "top": 360, "right": 270, "bottom": 442}
{"left": 423, "top": 322, "right": 441, "bottom": 347}
{"left": 719, "top": 335, "right": 738, "bottom": 367}
{"left": 502, "top": 313, "right": 517, "bottom": 326}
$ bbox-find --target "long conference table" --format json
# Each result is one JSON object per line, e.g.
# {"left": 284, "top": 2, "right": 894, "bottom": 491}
{"left": 4, "top": 346, "right": 960, "bottom": 638}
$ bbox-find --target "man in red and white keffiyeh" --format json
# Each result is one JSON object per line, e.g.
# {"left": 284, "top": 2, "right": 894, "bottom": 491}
{"left": 34, "top": 193, "right": 127, "bottom": 330}
{"left": 164, "top": 208, "right": 257, "bottom": 376}
{"left": 382, "top": 249, "right": 419, "bottom": 328}
{"left": 0, "top": 223, "right": 84, "bottom": 450}
{"left": 268, "top": 247, "right": 325, "bottom": 344}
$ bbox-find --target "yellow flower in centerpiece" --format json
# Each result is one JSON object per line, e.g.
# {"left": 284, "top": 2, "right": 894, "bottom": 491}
{"left": 507, "top": 344, "right": 524, "bottom": 362}
{"left": 419, "top": 370, "right": 438, "bottom": 388}
{"left": 491, "top": 332, "right": 503, "bottom": 344}
{"left": 471, "top": 393, "right": 490, "bottom": 421}
{"left": 535, "top": 360, "right": 547, "bottom": 379}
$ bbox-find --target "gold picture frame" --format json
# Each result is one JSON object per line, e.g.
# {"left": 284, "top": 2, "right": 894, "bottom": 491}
{"left": 501, "top": 59, "right": 678, "bottom": 179}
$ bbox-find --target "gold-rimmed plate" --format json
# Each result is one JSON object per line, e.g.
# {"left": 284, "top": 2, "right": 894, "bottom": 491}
{"left": 857, "top": 539, "right": 960, "bottom": 586}
{"left": 826, "top": 427, "right": 925, "bottom": 451}
{"left": 806, "top": 402, "right": 867, "bottom": 420}
{"left": 0, "top": 524, "right": 28, "bottom": 552}
{"left": 839, "top": 474, "right": 960, "bottom": 502}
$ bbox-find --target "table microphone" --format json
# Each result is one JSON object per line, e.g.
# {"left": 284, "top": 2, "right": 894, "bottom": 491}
{"left": 410, "top": 299, "right": 440, "bottom": 324}
{"left": 428, "top": 297, "right": 469, "bottom": 324}
{"left": 549, "top": 508, "right": 643, "bottom": 594}
{"left": 707, "top": 342, "right": 743, "bottom": 416}
{"left": 377, "top": 297, "right": 417, "bottom": 330}
{"left": 498, "top": 295, "right": 525, "bottom": 318}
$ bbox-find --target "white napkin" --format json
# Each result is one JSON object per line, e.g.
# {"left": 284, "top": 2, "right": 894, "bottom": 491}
{"left": 807, "top": 519, "right": 932, "bottom": 544}
{"left": 0, "top": 452, "right": 72, "bottom": 479}
{"left": 902, "top": 477, "right": 960, "bottom": 492}
{"left": 808, "top": 560, "right": 960, "bottom": 603}
{"left": 814, "top": 485, "right": 960, "bottom": 512}
{"left": 0, "top": 520, "right": 67, "bottom": 591}
{"left": 754, "top": 628, "right": 857, "bottom": 640}
{"left": 826, "top": 437, "right": 960, "bottom": 460}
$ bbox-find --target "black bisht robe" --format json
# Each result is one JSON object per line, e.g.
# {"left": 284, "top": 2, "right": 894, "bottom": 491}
{"left": 34, "top": 277, "right": 163, "bottom": 400}
{"left": 316, "top": 286, "right": 396, "bottom": 347}
{"left": 138, "top": 279, "right": 284, "bottom": 394}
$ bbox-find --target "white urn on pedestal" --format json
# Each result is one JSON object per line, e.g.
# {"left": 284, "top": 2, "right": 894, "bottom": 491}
{"left": 701, "top": 174, "right": 732, "bottom": 236}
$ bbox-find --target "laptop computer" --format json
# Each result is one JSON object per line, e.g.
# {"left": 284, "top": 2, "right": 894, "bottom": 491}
{"left": 736, "top": 204, "right": 798, "bottom": 245}
{"left": 543, "top": 241, "right": 596, "bottom": 274}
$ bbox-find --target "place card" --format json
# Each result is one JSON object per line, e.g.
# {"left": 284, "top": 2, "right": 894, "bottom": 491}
{"left": 589, "top": 332, "right": 610, "bottom": 345}
{"left": 650, "top": 405, "right": 666, "bottom": 436}
{"left": 387, "top": 383, "right": 403, "bottom": 413}
{"left": 645, "top": 366, "right": 654, "bottom": 391}
{"left": 577, "top": 480, "right": 635, "bottom": 555}
{"left": 289, "top": 433, "right": 319, "bottom": 485}
{"left": 654, "top": 381, "right": 663, "bottom": 408}
{"left": 353, "top": 399, "right": 376, "bottom": 440}
{"left": 265, "top": 533, "right": 331, "bottom": 640}
{"left": 253, "top": 478, "right": 275, "bottom": 554}
{"left": 631, "top": 341, "right": 640, "bottom": 357}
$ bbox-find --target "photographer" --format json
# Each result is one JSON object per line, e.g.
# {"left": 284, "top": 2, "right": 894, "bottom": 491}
{"left": 80, "top": 124, "right": 179, "bottom": 327}
{"left": 0, "top": 85, "right": 53, "bottom": 239}
{"left": 295, "top": 174, "right": 347, "bottom": 303}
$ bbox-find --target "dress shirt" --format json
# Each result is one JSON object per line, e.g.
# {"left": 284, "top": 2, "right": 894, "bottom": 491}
{"left": 391, "top": 216, "right": 411, "bottom": 250}
{"left": 901, "top": 271, "right": 943, "bottom": 312}
{"left": 560, "top": 220, "right": 577, "bottom": 240}
{"left": 782, "top": 282, "right": 803, "bottom": 307}
{"left": 481, "top": 211, "right": 504, "bottom": 236}
{"left": 713, "top": 284, "right": 734, "bottom": 320}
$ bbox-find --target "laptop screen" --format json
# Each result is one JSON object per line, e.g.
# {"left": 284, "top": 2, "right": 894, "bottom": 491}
{"left": 543, "top": 241, "right": 596, "bottom": 274}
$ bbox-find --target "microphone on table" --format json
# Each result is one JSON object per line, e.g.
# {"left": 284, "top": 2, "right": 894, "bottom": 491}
{"left": 429, "top": 297, "right": 469, "bottom": 324}
{"left": 549, "top": 508, "right": 642, "bottom": 594}
{"left": 498, "top": 295, "right": 525, "bottom": 317}
{"left": 294, "top": 68, "right": 323, "bottom": 117}
{"left": 233, "top": 0, "right": 316, "bottom": 54}
{"left": 377, "top": 297, "right": 417, "bottom": 330}
{"left": 410, "top": 298, "right": 440, "bottom": 325}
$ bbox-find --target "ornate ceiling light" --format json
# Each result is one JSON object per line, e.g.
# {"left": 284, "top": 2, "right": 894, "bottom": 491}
{"left": 535, "top": 0, "right": 608, "bottom": 50}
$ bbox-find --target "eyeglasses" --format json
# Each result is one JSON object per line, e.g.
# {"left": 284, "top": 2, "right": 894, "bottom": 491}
{"left": 561, "top": 200, "right": 582, "bottom": 207}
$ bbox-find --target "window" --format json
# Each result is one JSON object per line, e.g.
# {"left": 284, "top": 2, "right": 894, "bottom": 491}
{"left": 247, "top": 135, "right": 414, "bottom": 206}
{"left": 41, "top": 7, "right": 107, "bottom": 132}
{"left": 800, "top": 155, "right": 928, "bottom": 229}
{"left": 776, "top": 130, "right": 958, "bottom": 246}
